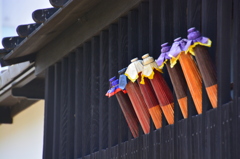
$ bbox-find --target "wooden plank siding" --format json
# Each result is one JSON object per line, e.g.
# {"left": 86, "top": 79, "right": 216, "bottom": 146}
{"left": 52, "top": 62, "right": 61, "bottom": 159}
{"left": 232, "top": 1, "right": 240, "bottom": 159}
{"left": 43, "top": 65, "right": 54, "bottom": 159}
{"left": 42, "top": 0, "right": 239, "bottom": 158}
{"left": 74, "top": 48, "right": 84, "bottom": 158}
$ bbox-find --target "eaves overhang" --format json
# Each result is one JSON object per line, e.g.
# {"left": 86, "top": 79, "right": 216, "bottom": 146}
{"left": 2, "top": 0, "right": 101, "bottom": 65}
{"left": 0, "top": 64, "right": 44, "bottom": 124}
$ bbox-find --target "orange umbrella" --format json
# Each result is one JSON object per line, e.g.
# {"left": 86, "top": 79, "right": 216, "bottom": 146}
{"left": 140, "top": 54, "right": 174, "bottom": 125}
{"left": 125, "top": 58, "right": 162, "bottom": 129}
{"left": 185, "top": 27, "right": 217, "bottom": 108}
{"left": 156, "top": 43, "right": 188, "bottom": 118}
{"left": 168, "top": 37, "right": 202, "bottom": 114}
{"left": 106, "top": 76, "right": 139, "bottom": 138}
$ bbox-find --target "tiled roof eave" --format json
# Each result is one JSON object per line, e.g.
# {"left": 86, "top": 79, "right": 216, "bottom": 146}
{"left": 3, "top": 0, "right": 101, "bottom": 64}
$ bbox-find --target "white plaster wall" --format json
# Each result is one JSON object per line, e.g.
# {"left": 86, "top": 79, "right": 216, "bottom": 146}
{"left": 0, "top": 100, "right": 44, "bottom": 159}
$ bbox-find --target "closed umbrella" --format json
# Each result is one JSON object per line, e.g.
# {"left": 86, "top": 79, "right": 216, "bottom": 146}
{"left": 125, "top": 58, "right": 162, "bottom": 129}
{"left": 185, "top": 27, "right": 217, "bottom": 108}
{"left": 106, "top": 76, "right": 139, "bottom": 138}
{"left": 168, "top": 37, "right": 202, "bottom": 114}
{"left": 156, "top": 43, "right": 188, "bottom": 118}
{"left": 141, "top": 54, "right": 174, "bottom": 125}
{"left": 121, "top": 67, "right": 150, "bottom": 134}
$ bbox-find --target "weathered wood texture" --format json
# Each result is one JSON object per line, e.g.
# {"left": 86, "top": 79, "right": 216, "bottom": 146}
{"left": 52, "top": 62, "right": 61, "bottom": 159}
{"left": 74, "top": 48, "right": 84, "bottom": 159}
{"left": 118, "top": 17, "right": 132, "bottom": 141}
{"left": 59, "top": 57, "right": 68, "bottom": 158}
{"left": 108, "top": 24, "right": 121, "bottom": 147}
{"left": 232, "top": 0, "right": 240, "bottom": 158}
{"left": 42, "top": 0, "right": 238, "bottom": 159}
{"left": 90, "top": 36, "right": 100, "bottom": 153}
{"left": 82, "top": 42, "right": 92, "bottom": 157}
{"left": 43, "top": 66, "right": 54, "bottom": 159}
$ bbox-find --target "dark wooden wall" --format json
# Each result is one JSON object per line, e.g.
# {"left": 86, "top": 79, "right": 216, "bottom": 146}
{"left": 42, "top": 0, "right": 240, "bottom": 158}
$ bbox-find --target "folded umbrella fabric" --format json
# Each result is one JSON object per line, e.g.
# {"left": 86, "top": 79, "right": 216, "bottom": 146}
{"left": 156, "top": 43, "right": 188, "bottom": 118}
{"left": 185, "top": 27, "right": 217, "bottom": 108}
{"left": 106, "top": 76, "right": 139, "bottom": 138}
{"left": 106, "top": 76, "right": 126, "bottom": 97}
{"left": 120, "top": 67, "right": 150, "bottom": 134}
{"left": 125, "top": 58, "right": 162, "bottom": 129}
{"left": 168, "top": 37, "right": 202, "bottom": 114}
{"left": 141, "top": 54, "right": 174, "bottom": 125}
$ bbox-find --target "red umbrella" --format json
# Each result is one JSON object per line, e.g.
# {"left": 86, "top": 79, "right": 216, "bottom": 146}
{"left": 125, "top": 58, "right": 162, "bottom": 129}
{"left": 106, "top": 76, "right": 139, "bottom": 138}
{"left": 140, "top": 54, "right": 174, "bottom": 125}
{"left": 121, "top": 66, "right": 150, "bottom": 134}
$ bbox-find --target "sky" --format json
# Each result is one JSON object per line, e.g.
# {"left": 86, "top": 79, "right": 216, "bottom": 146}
{"left": 0, "top": 0, "right": 52, "bottom": 48}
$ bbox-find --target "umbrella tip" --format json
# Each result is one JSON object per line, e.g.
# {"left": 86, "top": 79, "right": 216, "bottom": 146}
{"left": 109, "top": 76, "right": 116, "bottom": 82}
{"left": 188, "top": 27, "right": 196, "bottom": 33}
{"left": 174, "top": 37, "right": 182, "bottom": 42}
{"left": 118, "top": 68, "right": 127, "bottom": 75}
{"left": 131, "top": 57, "right": 138, "bottom": 63}
{"left": 187, "top": 27, "right": 201, "bottom": 40}
{"left": 161, "top": 42, "right": 169, "bottom": 47}
{"left": 161, "top": 42, "right": 171, "bottom": 53}
{"left": 142, "top": 53, "right": 149, "bottom": 59}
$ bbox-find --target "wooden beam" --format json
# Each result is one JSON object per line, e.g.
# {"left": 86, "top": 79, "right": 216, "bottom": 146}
{"left": 0, "top": 106, "right": 12, "bottom": 123}
{"left": 35, "top": 0, "right": 142, "bottom": 75}
{"left": 12, "top": 78, "right": 45, "bottom": 99}
{"left": 2, "top": 53, "right": 36, "bottom": 66}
